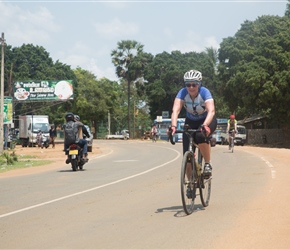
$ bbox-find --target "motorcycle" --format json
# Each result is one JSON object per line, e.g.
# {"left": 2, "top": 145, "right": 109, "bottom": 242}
{"left": 42, "top": 135, "right": 50, "bottom": 148}
{"left": 37, "top": 134, "right": 50, "bottom": 149}
{"left": 67, "top": 143, "right": 86, "bottom": 171}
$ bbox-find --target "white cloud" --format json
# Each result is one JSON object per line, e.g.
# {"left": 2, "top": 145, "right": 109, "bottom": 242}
{"left": 169, "top": 31, "right": 220, "bottom": 53}
{"left": 0, "top": 3, "right": 60, "bottom": 46}
{"left": 94, "top": 18, "right": 139, "bottom": 39}
{"left": 87, "top": 59, "right": 118, "bottom": 81}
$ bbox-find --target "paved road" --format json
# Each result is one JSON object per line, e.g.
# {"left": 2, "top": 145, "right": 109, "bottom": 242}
{"left": 1, "top": 140, "right": 290, "bottom": 249}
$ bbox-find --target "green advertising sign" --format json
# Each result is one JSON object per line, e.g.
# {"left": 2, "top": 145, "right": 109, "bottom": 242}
{"left": 4, "top": 97, "right": 13, "bottom": 124}
{"left": 14, "top": 80, "right": 74, "bottom": 101}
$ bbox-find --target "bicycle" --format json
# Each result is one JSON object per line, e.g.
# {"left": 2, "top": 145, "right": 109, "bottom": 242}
{"left": 169, "top": 125, "right": 212, "bottom": 215}
{"left": 152, "top": 133, "right": 157, "bottom": 142}
{"left": 228, "top": 130, "right": 235, "bottom": 153}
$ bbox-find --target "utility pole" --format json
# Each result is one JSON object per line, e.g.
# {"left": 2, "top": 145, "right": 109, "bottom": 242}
{"left": 0, "top": 33, "right": 5, "bottom": 153}
{"left": 108, "top": 111, "right": 111, "bottom": 135}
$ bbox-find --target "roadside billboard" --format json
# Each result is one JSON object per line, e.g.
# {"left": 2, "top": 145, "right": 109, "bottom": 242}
{"left": 14, "top": 80, "right": 74, "bottom": 101}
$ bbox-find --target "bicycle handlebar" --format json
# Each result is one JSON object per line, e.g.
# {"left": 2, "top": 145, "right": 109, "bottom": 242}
{"left": 168, "top": 128, "right": 201, "bottom": 145}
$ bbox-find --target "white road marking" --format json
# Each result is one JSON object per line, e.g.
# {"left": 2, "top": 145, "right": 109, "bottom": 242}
{"left": 260, "top": 156, "right": 276, "bottom": 179}
{"left": 114, "top": 160, "right": 138, "bottom": 162}
{"left": 0, "top": 146, "right": 180, "bottom": 219}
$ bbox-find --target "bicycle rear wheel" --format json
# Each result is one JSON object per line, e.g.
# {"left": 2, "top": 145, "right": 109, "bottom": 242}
{"left": 198, "top": 151, "right": 212, "bottom": 207}
{"left": 181, "top": 151, "right": 196, "bottom": 215}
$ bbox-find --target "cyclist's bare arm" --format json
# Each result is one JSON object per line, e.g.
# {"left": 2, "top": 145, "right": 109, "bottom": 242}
{"left": 171, "top": 98, "right": 183, "bottom": 135}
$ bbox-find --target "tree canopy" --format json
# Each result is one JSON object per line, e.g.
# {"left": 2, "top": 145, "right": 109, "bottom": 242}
{"left": 218, "top": 14, "right": 290, "bottom": 126}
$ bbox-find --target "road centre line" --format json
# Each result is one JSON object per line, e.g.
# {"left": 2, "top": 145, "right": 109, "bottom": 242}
{"left": 0, "top": 146, "right": 181, "bottom": 219}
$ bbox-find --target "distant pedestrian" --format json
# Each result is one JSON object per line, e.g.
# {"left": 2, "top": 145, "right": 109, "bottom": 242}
{"left": 49, "top": 125, "right": 57, "bottom": 148}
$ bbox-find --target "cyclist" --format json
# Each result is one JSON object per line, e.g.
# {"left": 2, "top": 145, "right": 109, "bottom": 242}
{"left": 226, "top": 114, "right": 238, "bottom": 150}
{"left": 170, "top": 69, "right": 217, "bottom": 178}
{"left": 151, "top": 124, "right": 158, "bottom": 142}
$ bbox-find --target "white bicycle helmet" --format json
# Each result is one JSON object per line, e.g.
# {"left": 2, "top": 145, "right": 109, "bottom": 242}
{"left": 183, "top": 70, "right": 202, "bottom": 82}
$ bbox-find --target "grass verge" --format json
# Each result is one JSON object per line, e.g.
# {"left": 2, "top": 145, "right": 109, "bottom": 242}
{"left": 0, "top": 151, "right": 53, "bottom": 173}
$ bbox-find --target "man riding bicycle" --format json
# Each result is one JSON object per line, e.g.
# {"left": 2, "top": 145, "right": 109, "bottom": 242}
{"left": 226, "top": 114, "right": 238, "bottom": 150}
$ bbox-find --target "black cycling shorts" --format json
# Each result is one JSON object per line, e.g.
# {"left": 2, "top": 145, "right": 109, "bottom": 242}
{"left": 182, "top": 115, "right": 217, "bottom": 154}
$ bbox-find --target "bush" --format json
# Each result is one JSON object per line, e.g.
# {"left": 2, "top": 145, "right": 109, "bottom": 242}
{"left": 0, "top": 150, "right": 18, "bottom": 166}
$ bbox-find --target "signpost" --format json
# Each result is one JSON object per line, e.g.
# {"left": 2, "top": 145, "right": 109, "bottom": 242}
{"left": 0, "top": 33, "right": 4, "bottom": 153}
{"left": 162, "top": 111, "right": 169, "bottom": 118}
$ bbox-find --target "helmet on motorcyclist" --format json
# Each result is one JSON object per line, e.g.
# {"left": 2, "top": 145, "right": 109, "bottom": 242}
{"left": 230, "top": 114, "right": 235, "bottom": 119}
{"left": 74, "top": 115, "right": 80, "bottom": 121}
{"left": 65, "top": 112, "right": 75, "bottom": 122}
{"left": 183, "top": 70, "right": 202, "bottom": 84}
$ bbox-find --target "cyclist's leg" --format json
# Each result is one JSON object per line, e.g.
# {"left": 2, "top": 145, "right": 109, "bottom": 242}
{"left": 195, "top": 116, "right": 217, "bottom": 177}
{"left": 198, "top": 143, "right": 210, "bottom": 162}
{"left": 229, "top": 130, "right": 233, "bottom": 149}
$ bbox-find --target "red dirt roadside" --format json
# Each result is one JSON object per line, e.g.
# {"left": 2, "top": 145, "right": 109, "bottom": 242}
{"left": 0, "top": 142, "right": 101, "bottom": 177}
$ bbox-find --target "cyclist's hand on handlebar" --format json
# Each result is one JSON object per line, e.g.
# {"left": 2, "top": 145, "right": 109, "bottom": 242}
{"left": 170, "top": 126, "right": 177, "bottom": 135}
{"left": 200, "top": 124, "right": 211, "bottom": 137}
{"left": 168, "top": 126, "right": 176, "bottom": 145}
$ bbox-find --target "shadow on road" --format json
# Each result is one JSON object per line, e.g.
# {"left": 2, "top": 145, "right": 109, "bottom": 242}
{"left": 155, "top": 204, "right": 205, "bottom": 217}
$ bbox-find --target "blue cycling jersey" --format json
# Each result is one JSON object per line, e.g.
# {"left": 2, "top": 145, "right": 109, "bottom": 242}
{"left": 176, "top": 86, "right": 213, "bottom": 121}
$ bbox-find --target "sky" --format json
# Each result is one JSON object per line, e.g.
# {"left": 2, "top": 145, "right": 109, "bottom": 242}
{"left": 0, "top": 0, "right": 287, "bottom": 81}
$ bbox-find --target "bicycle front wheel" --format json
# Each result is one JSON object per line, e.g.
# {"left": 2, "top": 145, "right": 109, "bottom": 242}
{"left": 181, "top": 151, "right": 196, "bottom": 215}
{"left": 199, "top": 176, "right": 212, "bottom": 207}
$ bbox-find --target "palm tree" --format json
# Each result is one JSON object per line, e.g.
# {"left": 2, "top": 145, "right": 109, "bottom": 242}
{"left": 111, "top": 40, "right": 144, "bottom": 137}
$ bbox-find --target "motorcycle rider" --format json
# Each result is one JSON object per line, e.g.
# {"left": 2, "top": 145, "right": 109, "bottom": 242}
{"left": 74, "top": 114, "right": 91, "bottom": 156}
{"left": 36, "top": 130, "right": 43, "bottom": 148}
{"left": 63, "top": 112, "right": 88, "bottom": 164}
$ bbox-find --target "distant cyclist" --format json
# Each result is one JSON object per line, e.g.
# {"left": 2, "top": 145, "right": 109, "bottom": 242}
{"left": 226, "top": 114, "right": 238, "bottom": 150}
{"left": 151, "top": 124, "right": 158, "bottom": 142}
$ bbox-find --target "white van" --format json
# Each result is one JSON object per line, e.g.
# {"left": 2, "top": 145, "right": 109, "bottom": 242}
{"left": 234, "top": 125, "right": 247, "bottom": 146}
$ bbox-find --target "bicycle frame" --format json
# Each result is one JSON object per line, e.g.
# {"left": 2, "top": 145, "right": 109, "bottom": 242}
{"left": 184, "top": 130, "right": 202, "bottom": 176}
{"left": 229, "top": 130, "right": 235, "bottom": 152}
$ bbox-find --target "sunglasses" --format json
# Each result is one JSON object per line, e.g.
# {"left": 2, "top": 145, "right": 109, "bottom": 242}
{"left": 185, "top": 83, "right": 199, "bottom": 88}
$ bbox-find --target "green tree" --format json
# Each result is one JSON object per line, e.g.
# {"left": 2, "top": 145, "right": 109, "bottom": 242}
{"left": 143, "top": 50, "right": 218, "bottom": 120}
{"left": 73, "top": 68, "right": 121, "bottom": 137}
{"left": 285, "top": 0, "right": 290, "bottom": 18}
{"left": 111, "top": 40, "right": 144, "bottom": 137}
{"left": 218, "top": 15, "right": 290, "bottom": 126}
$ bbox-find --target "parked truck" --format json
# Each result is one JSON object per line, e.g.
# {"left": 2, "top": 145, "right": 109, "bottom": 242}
{"left": 19, "top": 115, "right": 50, "bottom": 147}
